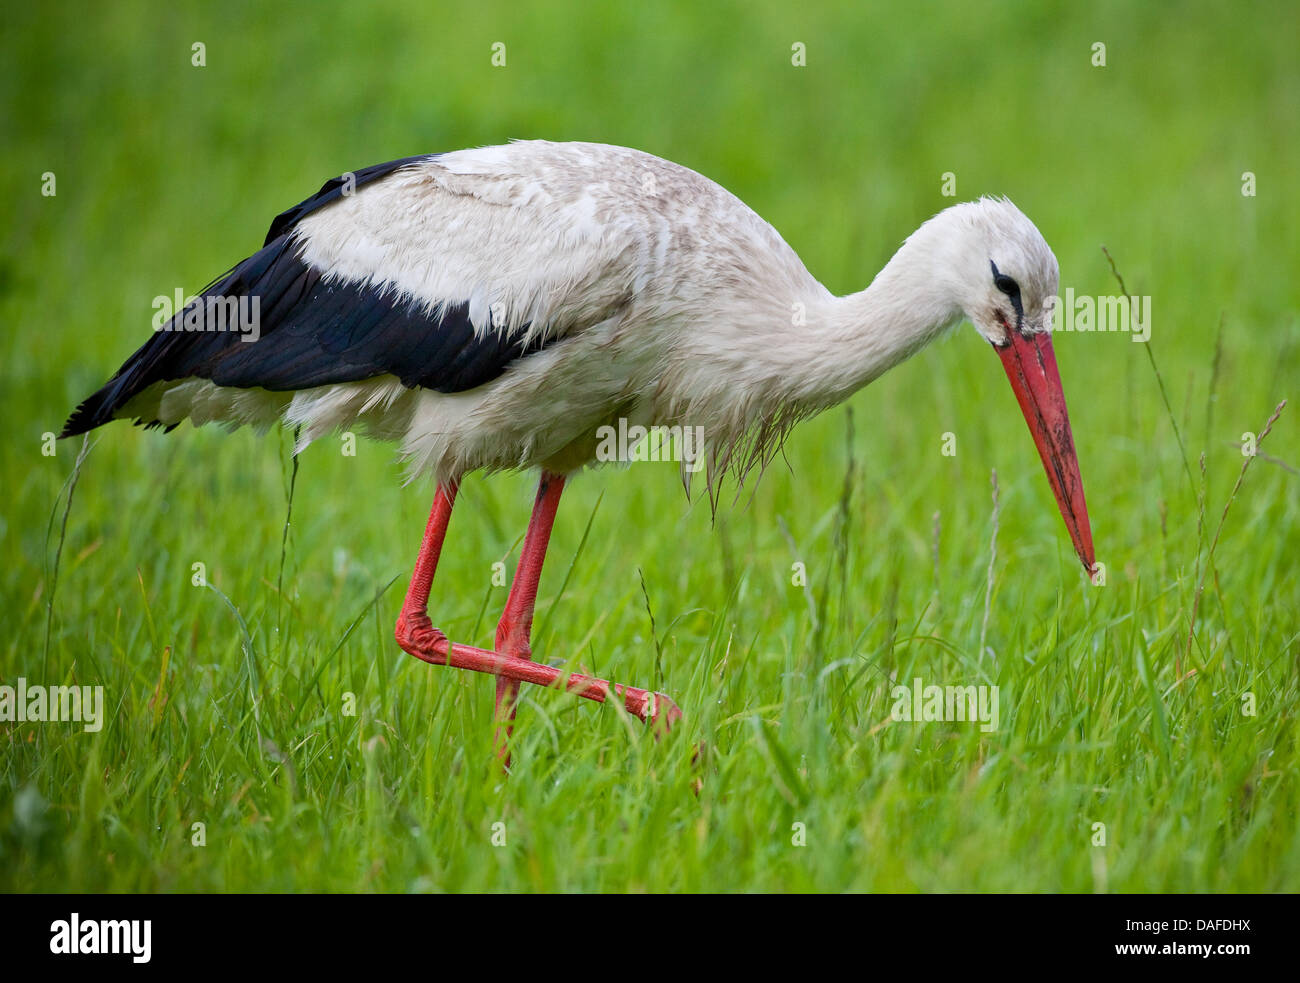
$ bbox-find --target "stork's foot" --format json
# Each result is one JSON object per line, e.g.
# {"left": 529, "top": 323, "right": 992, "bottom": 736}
{"left": 394, "top": 474, "right": 680, "bottom": 773}
{"left": 394, "top": 617, "right": 683, "bottom": 734}
{"left": 394, "top": 611, "right": 448, "bottom": 657}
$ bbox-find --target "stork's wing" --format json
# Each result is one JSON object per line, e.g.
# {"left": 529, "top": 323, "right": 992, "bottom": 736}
{"left": 62, "top": 148, "right": 637, "bottom": 437}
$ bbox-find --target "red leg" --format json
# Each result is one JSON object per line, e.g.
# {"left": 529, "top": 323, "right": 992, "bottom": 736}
{"left": 393, "top": 480, "right": 458, "bottom": 651}
{"left": 492, "top": 472, "right": 565, "bottom": 764}
{"left": 394, "top": 474, "right": 683, "bottom": 768}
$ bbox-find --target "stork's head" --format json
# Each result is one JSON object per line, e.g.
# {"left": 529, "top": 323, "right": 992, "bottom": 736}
{"left": 929, "top": 198, "right": 1096, "bottom": 575}
{"left": 941, "top": 197, "right": 1061, "bottom": 346}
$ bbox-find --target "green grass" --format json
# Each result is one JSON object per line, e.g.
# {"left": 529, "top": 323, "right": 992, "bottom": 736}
{"left": 2, "top": 0, "right": 1297, "bottom": 892}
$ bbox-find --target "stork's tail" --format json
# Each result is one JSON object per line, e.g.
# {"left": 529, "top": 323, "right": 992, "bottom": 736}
{"left": 60, "top": 154, "right": 436, "bottom": 440}
{"left": 58, "top": 247, "right": 277, "bottom": 439}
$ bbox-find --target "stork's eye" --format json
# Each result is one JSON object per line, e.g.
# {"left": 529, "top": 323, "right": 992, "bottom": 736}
{"left": 989, "top": 260, "right": 1024, "bottom": 320}
{"left": 989, "top": 260, "right": 1019, "bottom": 296}
{"left": 990, "top": 264, "right": 1018, "bottom": 296}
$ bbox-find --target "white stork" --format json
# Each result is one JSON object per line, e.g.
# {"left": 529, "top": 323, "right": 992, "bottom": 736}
{"left": 63, "top": 140, "right": 1095, "bottom": 763}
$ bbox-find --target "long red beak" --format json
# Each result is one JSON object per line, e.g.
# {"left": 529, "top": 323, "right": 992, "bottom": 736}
{"left": 995, "top": 330, "right": 1096, "bottom": 574}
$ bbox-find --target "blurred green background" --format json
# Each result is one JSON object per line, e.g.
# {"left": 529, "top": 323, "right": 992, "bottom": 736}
{"left": 1, "top": 0, "right": 1296, "bottom": 892}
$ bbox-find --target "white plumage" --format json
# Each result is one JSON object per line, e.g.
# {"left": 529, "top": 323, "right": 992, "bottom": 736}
{"left": 64, "top": 139, "right": 1094, "bottom": 753}
{"left": 113, "top": 140, "right": 1060, "bottom": 491}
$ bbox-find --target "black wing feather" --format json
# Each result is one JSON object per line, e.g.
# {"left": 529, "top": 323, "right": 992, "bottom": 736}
{"left": 62, "top": 155, "right": 550, "bottom": 438}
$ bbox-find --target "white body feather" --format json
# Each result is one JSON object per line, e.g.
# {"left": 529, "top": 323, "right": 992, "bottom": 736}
{"left": 133, "top": 140, "right": 1058, "bottom": 488}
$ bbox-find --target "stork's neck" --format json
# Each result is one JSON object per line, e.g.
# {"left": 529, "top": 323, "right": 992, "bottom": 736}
{"left": 783, "top": 232, "right": 962, "bottom": 410}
